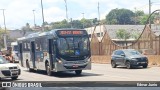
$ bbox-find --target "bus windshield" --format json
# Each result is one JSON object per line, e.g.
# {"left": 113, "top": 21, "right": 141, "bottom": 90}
{"left": 57, "top": 37, "right": 90, "bottom": 56}
{"left": 13, "top": 45, "right": 19, "bottom": 51}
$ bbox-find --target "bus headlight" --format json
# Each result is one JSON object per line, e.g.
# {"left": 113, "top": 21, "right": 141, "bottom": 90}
{"left": 58, "top": 60, "right": 62, "bottom": 64}
{"left": 87, "top": 58, "right": 91, "bottom": 62}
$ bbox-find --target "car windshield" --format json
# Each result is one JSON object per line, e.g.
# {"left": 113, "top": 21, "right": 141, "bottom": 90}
{"left": 125, "top": 50, "right": 141, "bottom": 56}
{"left": 0, "top": 56, "right": 8, "bottom": 64}
{"left": 57, "top": 37, "right": 90, "bottom": 56}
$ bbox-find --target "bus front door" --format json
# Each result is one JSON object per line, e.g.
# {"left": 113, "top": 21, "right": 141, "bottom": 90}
{"left": 49, "top": 39, "right": 54, "bottom": 70}
{"left": 31, "top": 41, "right": 36, "bottom": 69}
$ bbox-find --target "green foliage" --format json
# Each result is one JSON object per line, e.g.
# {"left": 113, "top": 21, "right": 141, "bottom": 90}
{"left": 116, "top": 29, "right": 131, "bottom": 39}
{"left": 72, "top": 20, "right": 83, "bottom": 28}
{"left": 0, "top": 28, "right": 7, "bottom": 48}
{"left": 51, "top": 19, "right": 71, "bottom": 29}
{"left": 106, "top": 8, "right": 134, "bottom": 24}
{"left": 50, "top": 19, "right": 94, "bottom": 29}
{"left": 131, "top": 32, "right": 141, "bottom": 39}
{"left": 139, "top": 14, "right": 149, "bottom": 24}
{"left": 135, "top": 10, "right": 145, "bottom": 16}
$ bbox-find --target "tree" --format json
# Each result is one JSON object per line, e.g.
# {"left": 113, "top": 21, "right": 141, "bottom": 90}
{"left": 133, "top": 10, "right": 145, "bottom": 24}
{"left": 0, "top": 28, "right": 7, "bottom": 49}
{"left": 131, "top": 32, "right": 140, "bottom": 39}
{"left": 106, "top": 8, "right": 134, "bottom": 24}
{"left": 51, "top": 19, "right": 70, "bottom": 29}
{"left": 80, "top": 18, "right": 93, "bottom": 28}
{"left": 20, "top": 23, "right": 32, "bottom": 36}
{"left": 116, "top": 29, "right": 131, "bottom": 46}
{"left": 139, "top": 14, "right": 149, "bottom": 24}
{"left": 116, "top": 29, "right": 130, "bottom": 39}
{"left": 72, "top": 20, "right": 83, "bottom": 28}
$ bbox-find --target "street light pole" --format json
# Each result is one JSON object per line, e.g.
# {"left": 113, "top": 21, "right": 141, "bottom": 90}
{"left": 64, "top": 0, "right": 68, "bottom": 21}
{"left": 32, "top": 10, "right": 36, "bottom": 27}
{"left": 82, "top": 13, "right": 84, "bottom": 28}
{"left": 98, "top": 2, "right": 101, "bottom": 37}
{"left": 0, "top": 9, "right": 7, "bottom": 49}
{"left": 33, "top": 10, "right": 36, "bottom": 27}
{"left": 41, "top": 0, "right": 45, "bottom": 31}
{"left": 149, "top": 0, "right": 151, "bottom": 28}
{"left": 134, "top": 7, "right": 137, "bottom": 25}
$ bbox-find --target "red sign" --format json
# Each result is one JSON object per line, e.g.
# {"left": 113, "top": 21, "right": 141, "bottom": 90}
{"left": 59, "top": 30, "right": 83, "bottom": 35}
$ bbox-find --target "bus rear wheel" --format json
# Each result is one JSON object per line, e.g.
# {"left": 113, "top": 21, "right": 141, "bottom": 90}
{"left": 75, "top": 70, "right": 82, "bottom": 75}
{"left": 46, "top": 63, "right": 52, "bottom": 76}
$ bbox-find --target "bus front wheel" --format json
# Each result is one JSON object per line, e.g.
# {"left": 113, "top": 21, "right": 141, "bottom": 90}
{"left": 75, "top": 70, "right": 82, "bottom": 75}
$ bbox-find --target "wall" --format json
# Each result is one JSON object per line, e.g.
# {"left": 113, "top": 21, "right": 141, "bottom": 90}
{"left": 91, "top": 55, "right": 160, "bottom": 67}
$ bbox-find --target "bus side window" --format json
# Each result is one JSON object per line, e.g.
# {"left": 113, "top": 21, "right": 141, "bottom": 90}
{"left": 41, "top": 38, "right": 48, "bottom": 51}
{"left": 53, "top": 40, "right": 56, "bottom": 54}
{"left": 35, "top": 38, "right": 42, "bottom": 51}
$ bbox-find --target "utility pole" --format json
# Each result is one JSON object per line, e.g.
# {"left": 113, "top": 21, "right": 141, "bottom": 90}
{"left": 98, "top": 2, "right": 100, "bottom": 23}
{"left": 64, "top": 0, "right": 68, "bottom": 21}
{"left": 32, "top": 10, "right": 36, "bottom": 27}
{"left": 70, "top": 18, "right": 73, "bottom": 28}
{"left": 41, "top": 0, "right": 45, "bottom": 31}
{"left": 82, "top": 13, "right": 84, "bottom": 28}
{"left": 98, "top": 2, "right": 102, "bottom": 37}
{"left": 0, "top": 9, "right": 7, "bottom": 49}
{"left": 134, "top": 7, "right": 137, "bottom": 25}
{"left": 149, "top": 0, "right": 151, "bottom": 28}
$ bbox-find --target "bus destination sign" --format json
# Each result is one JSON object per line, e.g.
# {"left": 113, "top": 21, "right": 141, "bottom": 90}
{"left": 57, "top": 30, "right": 86, "bottom": 36}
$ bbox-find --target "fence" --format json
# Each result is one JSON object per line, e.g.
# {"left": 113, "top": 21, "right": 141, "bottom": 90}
{"left": 90, "top": 24, "right": 160, "bottom": 66}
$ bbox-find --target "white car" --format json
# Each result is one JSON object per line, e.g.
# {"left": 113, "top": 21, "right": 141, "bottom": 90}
{"left": 0, "top": 56, "right": 21, "bottom": 80}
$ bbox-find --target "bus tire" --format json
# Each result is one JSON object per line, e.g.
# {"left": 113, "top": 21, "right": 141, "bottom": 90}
{"left": 11, "top": 76, "right": 18, "bottom": 80}
{"left": 75, "top": 70, "right": 82, "bottom": 75}
{"left": 46, "top": 63, "right": 52, "bottom": 76}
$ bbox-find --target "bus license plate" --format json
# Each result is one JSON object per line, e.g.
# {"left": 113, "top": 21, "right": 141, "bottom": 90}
{"left": 73, "top": 65, "right": 78, "bottom": 67}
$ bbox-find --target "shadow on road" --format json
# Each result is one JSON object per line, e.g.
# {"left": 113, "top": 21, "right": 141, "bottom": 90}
{"left": 115, "top": 66, "right": 151, "bottom": 69}
{"left": 0, "top": 78, "right": 23, "bottom": 81}
{"left": 23, "top": 70, "right": 102, "bottom": 78}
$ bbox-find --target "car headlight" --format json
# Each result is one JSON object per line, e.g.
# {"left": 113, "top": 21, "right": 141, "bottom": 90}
{"left": 17, "top": 65, "right": 20, "bottom": 69}
{"left": 0, "top": 66, "right": 9, "bottom": 70}
{"left": 131, "top": 58, "right": 137, "bottom": 61}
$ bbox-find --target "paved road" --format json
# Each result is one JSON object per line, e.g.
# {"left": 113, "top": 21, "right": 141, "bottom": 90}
{"left": 1, "top": 64, "right": 160, "bottom": 89}
{"left": 1, "top": 63, "right": 160, "bottom": 81}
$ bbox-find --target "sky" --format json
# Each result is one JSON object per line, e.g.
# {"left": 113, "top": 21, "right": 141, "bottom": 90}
{"left": 0, "top": 0, "right": 160, "bottom": 30}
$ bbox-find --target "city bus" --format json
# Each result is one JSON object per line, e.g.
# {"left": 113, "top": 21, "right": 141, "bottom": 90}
{"left": 17, "top": 29, "right": 91, "bottom": 75}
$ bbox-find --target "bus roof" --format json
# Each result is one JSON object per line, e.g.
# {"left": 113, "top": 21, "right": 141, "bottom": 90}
{"left": 17, "top": 28, "right": 87, "bottom": 41}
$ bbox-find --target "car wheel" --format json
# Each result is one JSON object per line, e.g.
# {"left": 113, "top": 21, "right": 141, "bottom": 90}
{"left": 75, "top": 70, "right": 82, "bottom": 75}
{"left": 111, "top": 61, "right": 117, "bottom": 68}
{"left": 11, "top": 76, "right": 18, "bottom": 80}
{"left": 143, "top": 64, "right": 148, "bottom": 68}
{"left": 126, "top": 61, "right": 132, "bottom": 69}
{"left": 46, "top": 63, "right": 52, "bottom": 76}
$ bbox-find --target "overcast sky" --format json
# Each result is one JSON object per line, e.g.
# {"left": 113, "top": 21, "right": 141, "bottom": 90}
{"left": 0, "top": 0, "right": 160, "bottom": 30}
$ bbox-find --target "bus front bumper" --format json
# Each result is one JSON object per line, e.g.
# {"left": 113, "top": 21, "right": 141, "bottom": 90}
{"left": 54, "top": 60, "right": 91, "bottom": 72}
